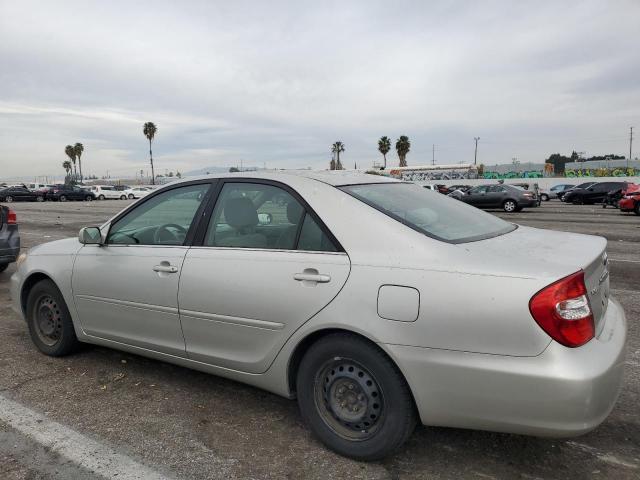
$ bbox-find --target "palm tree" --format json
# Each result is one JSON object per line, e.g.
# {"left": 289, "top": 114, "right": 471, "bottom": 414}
{"left": 329, "top": 157, "right": 336, "bottom": 170}
{"left": 331, "top": 141, "right": 345, "bottom": 170}
{"left": 74, "top": 142, "right": 84, "bottom": 182}
{"left": 65, "top": 145, "right": 77, "bottom": 178}
{"left": 143, "top": 122, "right": 157, "bottom": 185}
{"left": 395, "top": 135, "right": 411, "bottom": 167}
{"left": 62, "top": 160, "right": 72, "bottom": 176}
{"left": 378, "top": 136, "right": 391, "bottom": 168}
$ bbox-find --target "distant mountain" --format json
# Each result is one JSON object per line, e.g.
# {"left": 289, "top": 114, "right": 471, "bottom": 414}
{"left": 183, "top": 166, "right": 261, "bottom": 176}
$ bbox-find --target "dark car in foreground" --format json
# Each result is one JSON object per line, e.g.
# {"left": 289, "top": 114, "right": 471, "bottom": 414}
{"left": 0, "top": 206, "right": 20, "bottom": 272}
{"left": 563, "top": 181, "right": 628, "bottom": 205}
{"left": 451, "top": 184, "right": 537, "bottom": 212}
{"left": 0, "top": 186, "right": 44, "bottom": 202}
{"left": 45, "top": 185, "right": 96, "bottom": 202}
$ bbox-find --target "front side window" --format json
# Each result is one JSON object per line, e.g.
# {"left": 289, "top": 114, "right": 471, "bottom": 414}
{"left": 205, "top": 182, "right": 337, "bottom": 251}
{"left": 340, "top": 183, "right": 516, "bottom": 244}
{"left": 107, "top": 184, "right": 209, "bottom": 245}
{"left": 469, "top": 185, "right": 488, "bottom": 194}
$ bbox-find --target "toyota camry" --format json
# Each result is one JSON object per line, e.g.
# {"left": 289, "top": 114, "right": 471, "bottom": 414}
{"left": 10, "top": 171, "right": 626, "bottom": 460}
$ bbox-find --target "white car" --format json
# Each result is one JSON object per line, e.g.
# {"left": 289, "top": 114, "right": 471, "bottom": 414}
{"left": 125, "top": 187, "right": 152, "bottom": 199}
{"left": 90, "top": 185, "right": 128, "bottom": 200}
{"left": 10, "top": 171, "right": 626, "bottom": 460}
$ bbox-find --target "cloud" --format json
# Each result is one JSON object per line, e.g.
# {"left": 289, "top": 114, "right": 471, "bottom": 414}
{"left": 1, "top": 0, "right": 639, "bottom": 179}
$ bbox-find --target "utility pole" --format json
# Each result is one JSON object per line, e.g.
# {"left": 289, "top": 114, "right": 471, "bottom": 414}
{"left": 630, "top": 127, "right": 634, "bottom": 170}
{"left": 432, "top": 144, "right": 435, "bottom": 165}
{"left": 474, "top": 137, "right": 480, "bottom": 165}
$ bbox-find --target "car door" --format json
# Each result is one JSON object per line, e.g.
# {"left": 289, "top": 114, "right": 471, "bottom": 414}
{"left": 463, "top": 185, "right": 488, "bottom": 206}
{"left": 178, "top": 180, "right": 351, "bottom": 374}
{"left": 485, "top": 185, "right": 507, "bottom": 207}
{"left": 72, "top": 182, "right": 213, "bottom": 356}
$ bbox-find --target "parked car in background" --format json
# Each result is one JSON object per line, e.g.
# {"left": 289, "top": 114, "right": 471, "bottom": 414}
{"left": 45, "top": 185, "right": 96, "bottom": 202}
{"left": 90, "top": 185, "right": 128, "bottom": 200}
{"left": 0, "top": 186, "right": 44, "bottom": 202}
{"left": 125, "top": 187, "right": 152, "bottom": 199}
{"left": 619, "top": 184, "right": 640, "bottom": 215}
{"left": 549, "top": 184, "right": 573, "bottom": 199}
{"left": 558, "top": 182, "right": 597, "bottom": 201}
{"left": 451, "top": 184, "right": 537, "bottom": 212}
{"left": 0, "top": 205, "right": 19, "bottom": 273}
{"left": 11, "top": 171, "right": 626, "bottom": 460}
{"left": 27, "top": 183, "right": 48, "bottom": 192}
{"left": 445, "top": 184, "right": 471, "bottom": 194}
{"left": 113, "top": 185, "right": 132, "bottom": 192}
{"left": 563, "top": 181, "right": 629, "bottom": 205}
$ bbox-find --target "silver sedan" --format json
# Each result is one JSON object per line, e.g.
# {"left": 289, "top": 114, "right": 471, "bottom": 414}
{"left": 10, "top": 171, "right": 626, "bottom": 460}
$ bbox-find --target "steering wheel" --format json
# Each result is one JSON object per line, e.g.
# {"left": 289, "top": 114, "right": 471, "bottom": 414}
{"left": 153, "top": 223, "right": 188, "bottom": 244}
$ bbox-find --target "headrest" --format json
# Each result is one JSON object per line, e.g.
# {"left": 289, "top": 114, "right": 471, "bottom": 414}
{"left": 287, "top": 201, "right": 304, "bottom": 224}
{"left": 224, "top": 197, "right": 258, "bottom": 229}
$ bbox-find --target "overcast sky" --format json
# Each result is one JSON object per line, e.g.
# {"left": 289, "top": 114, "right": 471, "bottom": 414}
{"left": 1, "top": 0, "right": 639, "bottom": 179}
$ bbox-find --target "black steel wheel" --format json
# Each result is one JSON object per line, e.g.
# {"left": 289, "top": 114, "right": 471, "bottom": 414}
{"left": 297, "top": 333, "right": 417, "bottom": 460}
{"left": 26, "top": 279, "right": 79, "bottom": 356}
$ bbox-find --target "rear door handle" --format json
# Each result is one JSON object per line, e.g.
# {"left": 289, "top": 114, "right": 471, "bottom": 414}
{"left": 294, "top": 273, "right": 331, "bottom": 283}
{"left": 153, "top": 264, "right": 179, "bottom": 273}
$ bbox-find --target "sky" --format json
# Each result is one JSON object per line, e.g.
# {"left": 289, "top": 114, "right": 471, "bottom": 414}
{"left": 1, "top": 0, "right": 639, "bottom": 179}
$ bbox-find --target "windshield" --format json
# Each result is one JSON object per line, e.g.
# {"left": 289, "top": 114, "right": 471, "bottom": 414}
{"left": 340, "top": 183, "right": 516, "bottom": 243}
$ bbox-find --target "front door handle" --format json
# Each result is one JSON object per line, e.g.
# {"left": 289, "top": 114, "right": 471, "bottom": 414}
{"left": 294, "top": 272, "right": 331, "bottom": 283}
{"left": 153, "top": 264, "right": 178, "bottom": 273}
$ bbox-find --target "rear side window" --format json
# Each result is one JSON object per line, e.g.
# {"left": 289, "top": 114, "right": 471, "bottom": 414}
{"left": 205, "top": 182, "right": 338, "bottom": 252}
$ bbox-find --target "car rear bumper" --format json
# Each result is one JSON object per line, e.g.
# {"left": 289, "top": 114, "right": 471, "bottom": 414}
{"left": 386, "top": 296, "right": 626, "bottom": 437}
{"left": 519, "top": 198, "right": 538, "bottom": 207}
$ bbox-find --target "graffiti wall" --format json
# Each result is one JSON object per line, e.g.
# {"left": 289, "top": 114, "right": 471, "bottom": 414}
{"left": 482, "top": 167, "right": 640, "bottom": 180}
{"left": 397, "top": 169, "right": 479, "bottom": 181}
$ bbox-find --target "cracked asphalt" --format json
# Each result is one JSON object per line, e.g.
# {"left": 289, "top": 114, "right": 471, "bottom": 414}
{"left": 0, "top": 199, "right": 638, "bottom": 479}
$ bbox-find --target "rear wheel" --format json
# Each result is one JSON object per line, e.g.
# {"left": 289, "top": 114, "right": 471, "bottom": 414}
{"left": 120, "top": 194, "right": 127, "bottom": 200}
{"left": 0, "top": 263, "right": 8, "bottom": 273}
{"left": 128, "top": 193, "right": 134, "bottom": 199}
{"left": 296, "top": 333, "right": 417, "bottom": 461}
{"left": 98, "top": 194, "right": 105, "bottom": 200}
{"left": 503, "top": 199, "right": 517, "bottom": 212}
{"left": 59, "top": 195, "right": 67, "bottom": 202}
{"left": 36, "top": 195, "right": 44, "bottom": 202}
{"left": 5, "top": 196, "right": 13, "bottom": 203}
{"left": 541, "top": 194, "right": 549, "bottom": 201}
{"left": 26, "top": 279, "right": 80, "bottom": 356}
{"left": 634, "top": 202, "right": 640, "bottom": 216}
{"left": 85, "top": 195, "right": 93, "bottom": 201}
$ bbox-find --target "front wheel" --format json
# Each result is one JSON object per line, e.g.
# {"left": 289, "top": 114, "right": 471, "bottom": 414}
{"left": 85, "top": 195, "right": 93, "bottom": 201}
{"left": 26, "top": 279, "right": 80, "bottom": 356}
{"left": 0, "top": 263, "right": 8, "bottom": 273}
{"left": 635, "top": 202, "right": 640, "bottom": 216}
{"left": 541, "top": 194, "right": 549, "bottom": 201}
{"left": 128, "top": 194, "right": 134, "bottom": 199}
{"left": 5, "top": 196, "right": 13, "bottom": 203}
{"left": 36, "top": 195, "right": 44, "bottom": 202}
{"left": 98, "top": 194, "right": 105, "bottom": 200}
{"left": 503, "top": 200, "right": 517, "bottom": 212}
{"left": 297, "top": 333, "right": 417, "bottom": 461}
{"left": 120, "top": 194, "right": 127, "bottom": 200}
{"left": 59, "top": 195, "right": 67, "bottom": 202}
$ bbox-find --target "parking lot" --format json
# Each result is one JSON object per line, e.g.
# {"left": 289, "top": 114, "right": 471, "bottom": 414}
{"left": 0, "top": 200, "right": 638, "bottom": 480}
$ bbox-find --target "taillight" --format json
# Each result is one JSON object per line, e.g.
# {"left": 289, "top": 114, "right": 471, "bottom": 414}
{"left": 7, "top": 209, "right": 17, "bottom": 224}
{"left": 529, "top": 271, "right": 594, "bottom": 348}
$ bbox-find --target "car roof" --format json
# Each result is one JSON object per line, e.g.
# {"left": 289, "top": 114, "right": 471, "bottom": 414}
{"left": 180, "top": 170, "right": 401, "bottom": 187}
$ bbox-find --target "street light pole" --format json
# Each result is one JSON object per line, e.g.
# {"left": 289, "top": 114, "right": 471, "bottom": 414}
{"left": 474, "top": 137, "right": 480, "bottom": 165}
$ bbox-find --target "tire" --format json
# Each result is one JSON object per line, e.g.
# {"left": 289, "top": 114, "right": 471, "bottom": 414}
{"left": 128, "top": 194, "right": 134, "bottom": 199}
{"left": 0, "top": 263, "right": 8, "bottom": 273}
{"left": 634, "top": 202, "right": 640, "bottom": 216}
{"left": 85, "top": 195, "right": 93, "bottom": 201}
{"left": 296, "top": 333, "right": 417, "bottom": 461}
{"left": 5, "top": 196, "right": 13, "bottom": 203}
{"left": 36, "top": 195, "right": 44, "bottom": 202}
{"left": 26, "top": 279, "right": 80, "bottom": 356}
{"left": 503, "top": 199, "right": 517, "bottom": 213}
{"left": 541, "top": 194, "right": 549, "bottom": 202}
{"left": 120, "top": 195, "right": 126, "bottom": 200}
{"left": 98, "top": 194, "right": 105, "bottom": 200}
{"left": 59, "top": 195, "right": 67, "bottom": 202}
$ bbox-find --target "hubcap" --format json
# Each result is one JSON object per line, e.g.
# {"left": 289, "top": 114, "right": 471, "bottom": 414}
{"left": 505, "top": 202, "right": 515, "bottom": 211}
{"left": 314, "top": 359, "right": 385, "bottom": 440}
{"left": 34, "top": 295, "right": 62, "bottom": 346}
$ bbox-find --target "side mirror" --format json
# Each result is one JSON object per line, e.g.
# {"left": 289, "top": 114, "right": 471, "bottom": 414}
{"left": 257, "top": 213, "right": 272, "bottom": 225}
{"left": 79, "top": 226, "right": 103, "bottom": 245}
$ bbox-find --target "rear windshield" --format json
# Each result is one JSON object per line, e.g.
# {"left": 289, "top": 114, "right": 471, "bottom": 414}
{"left": 340, "top": 183, "right": 516, "bottom": 243}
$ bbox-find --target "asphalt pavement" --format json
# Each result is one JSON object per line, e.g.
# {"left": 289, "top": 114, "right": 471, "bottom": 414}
{"left": 0, "top": 199, "right": 638, "bottom": 479}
